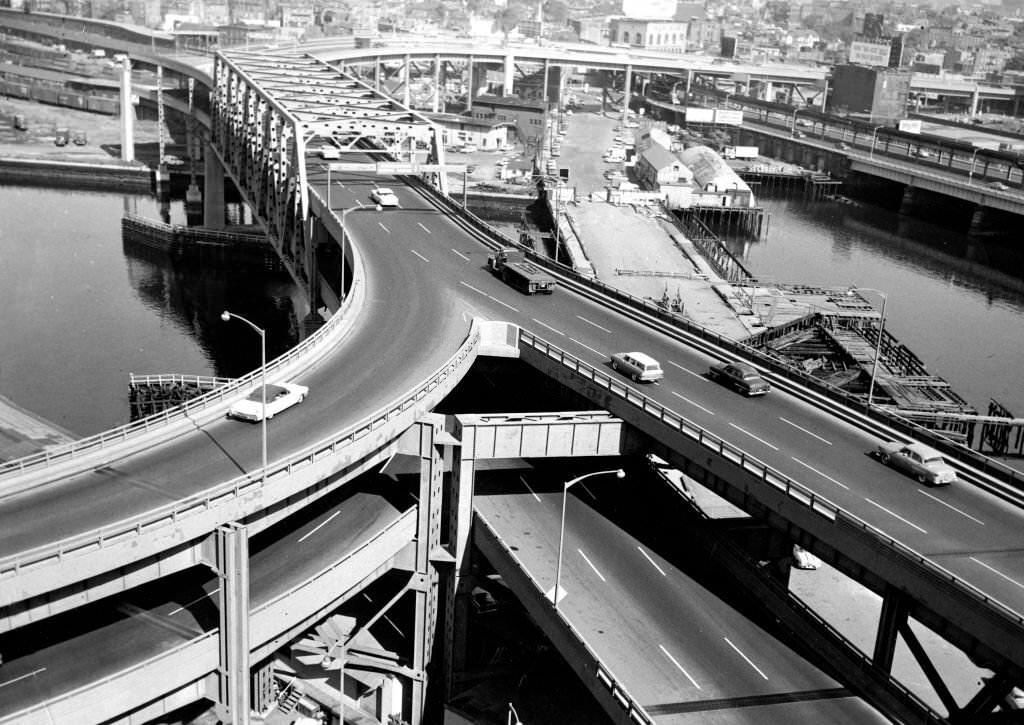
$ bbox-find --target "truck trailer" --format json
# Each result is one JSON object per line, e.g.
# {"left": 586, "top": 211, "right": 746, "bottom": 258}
{"left": 487, "top": 247, "right": 556, "bottom": 295}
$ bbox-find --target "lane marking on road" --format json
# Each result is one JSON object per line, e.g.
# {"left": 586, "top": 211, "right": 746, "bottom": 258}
{"left": 460, "top": 281, "right": 489, "bottom": 297}
{"left": 575, "top": 315, "right": 612, "bottom": 334}
{"left": 971, "top": 557, "right": 1024, "bottom": 590}
{"left": 659, "top": 645, "right": 701, "bottom": 689}
{"left": 169, "top": 587, "right": 221, "bottom": 616}
{"left": 791, "top": 458, "right": 849, "bottom": 490}
{"left": 378, "top": 221, "right": 390, "bottom": 234}
{"left": 569, "top": 337, "right": 604, "bottom": 358}
{"left": 723, "top": 637, "right": 769, "bottom": 680}
{"left": 864, "top": 498, "right": 927, "bottom": 534}
{"left": 450, "top": 248, "right": 470, "bottom": 261}
{"left": 299, "top": 511, "right": 341, "bottom": 543}
{"left": 637, "top": 546, "right": 666, "bottom": 576}
{"left": 779, "top": 417, "right": 832, "bottom": 445}
{"left": 531, "top": 318, "right": 565, "bottom": 336}
{"left": 458, "top": 281, "right": 519, "bottom": 312}
{"left": 410, "top": 249, "right": 430, "bottom": 263}
{"left": 0, "top": 668, "right": 47, "bottom": 689}
{"left": 578, "top": 549, "right": 606, "bottom": 581}
{"left": 489, "top": 296, "right": 519, "bottom": 313}
{"left": 519, "top": 476, "right": 541, "bottom": 502}
{"left": 728, "top": 423, "right": 779, "bottom": 451}
{"left": 919, "top": 490, "right": 985, "bottom": 525}
{"left": 671, "top": 391, "right": 715, "bottom": 415}
{"left": 418, "top": 222, "right": 432, "bottom": 234}
{"left": 668, "top": 360, "right": 707, "bottom": 380}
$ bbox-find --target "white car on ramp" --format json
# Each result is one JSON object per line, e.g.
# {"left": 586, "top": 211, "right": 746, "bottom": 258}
{"left": 228, "top": 382, "right": 309, "bottom": 422}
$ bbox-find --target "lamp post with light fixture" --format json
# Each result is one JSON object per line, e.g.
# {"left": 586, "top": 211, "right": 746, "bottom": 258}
{"left": 221, "top": 310, "right": 267, "bottom": 481}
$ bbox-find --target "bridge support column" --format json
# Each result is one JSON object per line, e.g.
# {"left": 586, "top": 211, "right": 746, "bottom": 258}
{"left": 970, "top": 85, "right": 980, "bottom": 118}
{"left": 467, "top": 56, "right": 475, "bottom": 111}
{"left": 542, "top": 58, "right": 550, "bottom": 104}
{"left": 898, "top": 185, "right": 918, "bottom": 216}
{"left": 374, "top": 56, "right": 381, "bottom": 91}
{"left": 411, "top": 414, "right": 449, "bottom": 724}
{"left": 968, "top": 204, "right": 993, "bottom": 237}
{"left": 433, "top": 54, "right": 441, "bottom": 113}
{"left": 404, "top": 54, "right": 412, "bottom": 108}
{"left": 118, "top": 59, "right": 134, "bottom": 162}
{"left": 203, "top": 522, "right": 251, "bottom": 725}
{"left": 622, "top": 64, "right": 633, "bottom": 125}
{"left": 443, "top": 418, "right": 475, "bottom": 699}
{"left": 504, "top": 53, "right": 514, "bottom": 97}
{"left": 873, "top": 588, "right": 906, "bottom": 673}
{"left": 204, "top": 144, "right": 226, "bottom": 230}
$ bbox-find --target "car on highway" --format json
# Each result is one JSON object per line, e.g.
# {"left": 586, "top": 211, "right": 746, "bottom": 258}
{"left": 793, "top": 130, "right": 807, "bottom": 139}
{"left": 708, "top": 361, "right": 771, "bottom": 396}
{"left": 228, "top": 382, "right": 309, "bottom": 422}
{"left": 876, "top": 441, "right": 957, "bottom": 486}
{"left": 604, "top": 169, "right": 626, "bottom": 181}
{"left": 987, "top": 181, "right": 1010, "bottom": 191}
{"left": 610, "top": 351, "right": 664, "bottom": 383}
{"left": 319, "top": 145, "right": 340, "bottom": 160}
{"left": 370, "top": 187, "right": 399, "bottom": 207}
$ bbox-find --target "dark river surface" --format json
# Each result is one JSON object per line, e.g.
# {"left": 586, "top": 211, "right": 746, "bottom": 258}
{"left": 1, "top": 182, "right": 1022, "bottom": 438}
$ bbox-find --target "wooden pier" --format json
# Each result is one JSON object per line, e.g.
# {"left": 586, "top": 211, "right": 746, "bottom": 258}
{"left": 129, "top": 373, "right": 235, "bottom": 420}
{"left": 121, "top": 214, "right": 283, "bottom": 271}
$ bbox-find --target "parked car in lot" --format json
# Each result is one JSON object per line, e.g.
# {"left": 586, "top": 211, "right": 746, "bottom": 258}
{"left": 370, "top": 187, "right": 399, "bottom": 207}
{"left": 228, "top": 382, "right": 309, "bottom": 422}
{"left": 610, "top": 351, "right": 664, "bottom": 382}
{"left": 708, "top": 361, "right": 771, "bottom": 396}
{"left": 876, "top": 441, "right": 957, "bottom": 485}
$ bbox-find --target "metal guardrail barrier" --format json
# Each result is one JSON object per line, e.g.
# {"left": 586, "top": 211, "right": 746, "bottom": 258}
{"left": 417, "top": 184, "right": 1024, "bottom": 496}
{"left": 519, "top": 329, "right": 1024, "bottom": 632}
{"left": 0, "top": 323, "right": 482, "bottom": 577}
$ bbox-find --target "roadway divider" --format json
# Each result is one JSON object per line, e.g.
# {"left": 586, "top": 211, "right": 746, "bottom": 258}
{"left": 518, "top": 328, "right": 1024, "bottom": 668}
{"left": 0, "top": 320, "right": 484, "bottom": 603}
{"left": 0, "top": 217, "right": 370, "bottom": 491}
{"left": 410, "top": 180, "right": 1024, "bottom": 502}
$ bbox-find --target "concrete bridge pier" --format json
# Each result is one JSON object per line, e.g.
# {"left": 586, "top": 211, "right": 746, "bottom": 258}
{"left": 432, "top": 54, "right": 442, "bottom": 113}
{"left": 204, "top": 145, "right": 226, "bottom": 230}
{"left": 442, "top": 415, "right": 476, "bottom": 699}
{"left": 898, "top": 185, "right": 919, "bottom": 216}
{"left": 504, "top": 53, "right": 514, "bottom": 97}
{"left": 118, "top": 59, "right": 134, "bottom": 162}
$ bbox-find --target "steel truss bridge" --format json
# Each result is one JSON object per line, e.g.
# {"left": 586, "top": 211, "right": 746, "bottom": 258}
{"left": 2, "top": 32, "right": 1024, "bottom": 725}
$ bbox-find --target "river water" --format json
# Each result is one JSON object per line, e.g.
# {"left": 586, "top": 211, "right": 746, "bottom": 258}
{"left": 1, "top": 183, "right": 1022, "bottom": 438}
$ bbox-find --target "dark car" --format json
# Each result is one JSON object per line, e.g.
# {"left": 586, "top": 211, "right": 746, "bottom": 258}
{"left": 708, "top": 361, "right": 771, "bottom": 396}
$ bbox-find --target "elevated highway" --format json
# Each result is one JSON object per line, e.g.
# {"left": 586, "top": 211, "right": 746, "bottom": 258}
{"left": 2, "top": 36, "right": 1024, "bottom": 725}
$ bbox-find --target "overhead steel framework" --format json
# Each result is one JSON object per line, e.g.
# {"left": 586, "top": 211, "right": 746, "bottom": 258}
{"left": 211, "top": 50, "right": 447, "bottom": 305}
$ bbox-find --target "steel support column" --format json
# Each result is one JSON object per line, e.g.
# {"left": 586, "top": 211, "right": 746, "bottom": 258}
{"left": 467, "top": 55, "right": 475, "bottom": 111}
{"left": 873, "top": 588, "right": 907, "bottom": 674}
{"left": 622, "top": 64, "right": 632, "bottom": 126}
{"left": 118, "top": 59, "right": 134, "bottom": 162}
{"left": 433, "top": 54, "right": 441, "bottom": 113}
{"left": 203, "top": 142, "right": 226, "bottom": 229}
{"left": 542, "top": 58, "right": 550, "bottom": 103}
{"left": 202, "top": 522, "right": 251, "bottom": 725}
{"left": 504, "top": 53, "right": 514, "bottom": 96}
{"left": 443, "top": 418, "right": 474, "bottom": 699}
{"left": 404, "top": 53, "right": 412, "bottom": 108}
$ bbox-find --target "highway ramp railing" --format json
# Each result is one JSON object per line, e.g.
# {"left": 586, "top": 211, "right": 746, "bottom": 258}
{"left": 0, "top": 317, "right": 489, "bottom": 596}
{"left": 518, "top": 328, "right": 1024, "bottom": 667}
{"left": 415, "top": 181, "right": 1024, "bottom": 500}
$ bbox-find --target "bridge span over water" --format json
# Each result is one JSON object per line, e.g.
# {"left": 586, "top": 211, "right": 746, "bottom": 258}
{"left": 3, "top": 38, "right": 1024, "bottom": 725}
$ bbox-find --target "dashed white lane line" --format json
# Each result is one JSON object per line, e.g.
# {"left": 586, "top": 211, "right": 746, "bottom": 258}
{"left": 298, "top": 510, "right": 341, "bottom": 543}
{"left": 418, "top": 222, "right": 432, "bottom": 234}
{"left": 450, "top": 248, "right": 470, "bottom": 261}
{"left": 971, "top": 557, "right": 1024, "bottom": 590}
{"left": 458, "top": 281, "right": 519, "bottom": 313}
{"left": 410, "top": 249, "right": 430, "bottom": 263}
{"left": 578, "top": 549, "right": 606, "bottom": 582}
{"left": 792, "top": 457, "right": 849, "bottom": 490}
{"left": 671, "top": 391, "right": 715, "bottom": 415}
{"left": 637, "top": 546, "right": 666, "bottom": 576}
{"left": 355, "top": 199, "right": 364, "bottom": 208}
{"left": 668, "top": 360, "right": 707, "bottom": 379}
{"left": 864, "top": 498, "right": 928, "bottom": 534}
{"left": 659, "top": 645, "right": 701, "bottom": 689}
{"left": 519, "top": 476, "right": 541, "bottom": 502}
{"left": 169, "top": 587, "right": 221, "bottom": 616}
{"left": 531, "top": 318, "right": 565, "bottom": 336}
{"left": 569, "top": 337, "right": 604, "bottom": 358}
{"left": 489, "top": 296, "right": 519, "bottom": 313}
{"left": 575, "top": 315, "right": 612, "bottom": 334}
{"left": 723, "top": 637, "right": 769, "bottom": 680}
{"left": 0, "top": 668, "right": 47, "bottom": 689}
{"left": 378, "top": 221, "right": 390, "bottom": 233}
{"left": 779, "top": 417, "right": 833, "bottom": 445}
{"left": 728, "top": 423, "right": 779, "bottom": 451}
{"left": 919, "top": 490, "right": 985, "bottom": 525}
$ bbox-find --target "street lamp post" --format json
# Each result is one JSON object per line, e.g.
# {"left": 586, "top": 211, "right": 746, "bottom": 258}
{"left": 848, "top": 288, "right": 887, "bottom": 409}
{"left": 791, "top": 107, "right": 799, "bottom": 135}
{"left": 967, "top": 148, "right": 979, "bottom": 185}
{"left": 553, "top": 468, "right": 625, "bottom": 610}
{"left": 221, "top": 311, "right": 267, "bottom": 481}
{"left": 870, "top": 125, "right": 884, "bottom": 158}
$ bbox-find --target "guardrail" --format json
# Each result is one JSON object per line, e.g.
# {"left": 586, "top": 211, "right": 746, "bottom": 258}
{"left": 474, "top": 511, "right": 654, "bottom": 725}
{"left": 520, "top": 329, "right": 1024, "bottom": 635}
{"left": 0, "top": 321, "right": 482, "bottom": 578}
{"left": 416, "top": 183, "right": 1024, "bottom": 496}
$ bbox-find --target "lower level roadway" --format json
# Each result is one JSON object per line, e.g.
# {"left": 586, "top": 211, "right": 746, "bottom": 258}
{"left": 0, "top": 486, "right": 405, "bottom": 717}
{"left": 473, "top": 464, "right": 886, "bottom": 724}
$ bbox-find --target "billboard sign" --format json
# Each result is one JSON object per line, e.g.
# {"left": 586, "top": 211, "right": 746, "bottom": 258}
{"left": 898, "top": 119, "right": 922, "bottom": 134}
{"left": 714, "top": 109, "right": 744, "bottom": 126}
{"left": 849, "top": 40, "right": 892, "bottom": 67}
{"left": 686, "top": 107, "right": 714, "bottom": 123}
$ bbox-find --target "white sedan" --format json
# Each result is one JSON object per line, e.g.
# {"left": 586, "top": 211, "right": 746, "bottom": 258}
{"left": 370, "top": 187, "right": 399, "bottom": 207}
{"left": 228, "top": 382, "right": 309, "bottom": 422}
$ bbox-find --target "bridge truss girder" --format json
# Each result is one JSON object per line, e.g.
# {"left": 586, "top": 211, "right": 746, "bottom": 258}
{"left": 212, "top": 51, "right": 446, "bottom": 305}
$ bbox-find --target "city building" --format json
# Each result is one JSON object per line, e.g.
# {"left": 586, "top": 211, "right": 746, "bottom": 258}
{"left": 828, "top": 64, "right": 912, "bottom": 121}
{"left": 609, "top": 18, "right": 689, "bottom": 53}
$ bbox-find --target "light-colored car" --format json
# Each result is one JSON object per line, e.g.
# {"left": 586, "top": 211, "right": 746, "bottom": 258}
{"left": 228, "top": 382, "right": 309, "bottom": 422}
{"left": 988, "top": 181, "right": 1010, "bottom": 191}
{"left": 610, "top": 351, "right": 664, "bottom": 383}
{"left": 370, "top": 187, "right": 399, "bottom": 207}
{"left": 876, "top": 441, "right": 957, "bottom": 485}
{"left": 461, "top": 143, "right": 478, "bottom": 153}
{"left": 708, "top": 361, "right": 770, "bottom": 396}
{"left": 319, "top": 145, "right": 340, "bottom": 160}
